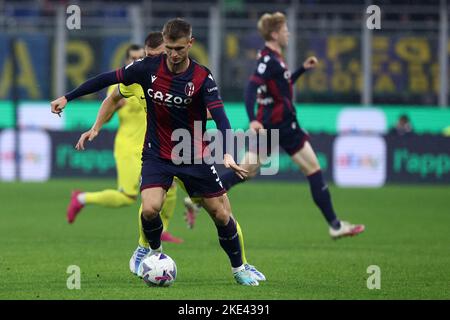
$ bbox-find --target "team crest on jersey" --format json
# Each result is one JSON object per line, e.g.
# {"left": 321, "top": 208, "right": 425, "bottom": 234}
{"left": 185, "top": 82, "right": 195, "bottom": 97}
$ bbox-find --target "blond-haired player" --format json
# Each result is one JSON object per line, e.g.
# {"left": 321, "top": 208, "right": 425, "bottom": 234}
{"left": 220, "top": 12, "right": 365, "bottom": 239}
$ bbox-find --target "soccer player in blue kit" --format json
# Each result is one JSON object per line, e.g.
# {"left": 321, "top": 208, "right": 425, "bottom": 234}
{"left": 220, "top": 12, "right": 365, "bottom": 239}
{"left": 51, "top": 18, "right": 259, "bottom": 286}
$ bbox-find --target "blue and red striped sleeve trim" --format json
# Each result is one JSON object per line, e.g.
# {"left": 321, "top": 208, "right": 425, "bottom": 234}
{"left": 206, "top": 100, "right": 224, "bottom": 110}
{"left": 115, "top": 68, "right": 124, "bottom": 82}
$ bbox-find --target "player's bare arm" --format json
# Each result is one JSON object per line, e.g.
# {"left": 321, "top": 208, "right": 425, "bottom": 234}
{"left": 103, "top": 87, "right": 125, "bottom": 123}
{"left": 75, "top": 87, "right": 123, "bottom": 150}
{"left": 50, "top": 68, "right": 126, "bottom": 118}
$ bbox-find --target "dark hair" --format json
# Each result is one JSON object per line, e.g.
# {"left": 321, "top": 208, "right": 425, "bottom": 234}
{"left": 145, "top": 31, "right": 163, "bottom": 49}
{"left": 162, "top": 18, "right": 192, "bottom": 41}
{"left": 399, "top": 114, "right": 410, "bottom": 122}
{"left": 125, "top": 44, "right": 143, "bottom": 60}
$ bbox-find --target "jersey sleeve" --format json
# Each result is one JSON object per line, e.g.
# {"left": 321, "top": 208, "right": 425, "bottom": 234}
{"left": 291, "top": 66, "right": 307, "bottom": 83}
{"left": 65, "top": 70, "right": 118, "bottom": 102}
{"left": 249, "top": 55, "right": 275, "bottom": 85}
{"left": 245, "top": 81, "right": 259, "bottom": 122}
{"left": 201, "top": 73, "right": 224, "bottom": 111}
{"left": 201, "top": 72, "right": 232, "bottom": 154}
{"left": 118, "top": 58, "right": 146, "bottom": 86}
{"left": 244, "top": 56, "right": 275, "bottom": 122}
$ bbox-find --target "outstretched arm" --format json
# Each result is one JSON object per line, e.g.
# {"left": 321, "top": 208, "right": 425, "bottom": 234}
{"left": 51, "top": 70, "right": 120, "bottom": 116}
{"left": 291, "top": 66, "right": 306, "bottom": 83}
{"left": 65, "top": 71, "right": 120, "bottom": 102}
{"left": 51, "top": 58, "right": 144, "bottom": 116}
{"left": 75, "top": 86, "right": 124, "bottom": 150}
{"left": 93, "top": 86, "right": 124, "bottom": 130}
{"left": 291, "top": 56, "right": 318, "bottom": 83}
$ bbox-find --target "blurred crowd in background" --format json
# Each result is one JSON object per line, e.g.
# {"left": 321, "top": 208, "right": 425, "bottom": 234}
{"left": 0, "top": 0, "right": 447, "bottom": 106}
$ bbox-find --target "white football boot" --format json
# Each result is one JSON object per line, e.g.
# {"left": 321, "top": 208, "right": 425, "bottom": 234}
{"left": 129, "top": 245, "right": 162, "bottom": 277}
{"left": 329, "top": 221, "right": 365, "bottom": 239}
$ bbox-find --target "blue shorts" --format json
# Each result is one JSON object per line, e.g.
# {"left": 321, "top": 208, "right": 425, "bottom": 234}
{"left": 250, "top": 120, "right": 310, "bottom": 156}
{"left": 140, "top": 156, "right": 226, "bottom": 198}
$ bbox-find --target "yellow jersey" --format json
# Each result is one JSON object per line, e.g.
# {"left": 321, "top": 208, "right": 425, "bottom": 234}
{"left": 107, "top": 84, "right": 146, "bottom": 158}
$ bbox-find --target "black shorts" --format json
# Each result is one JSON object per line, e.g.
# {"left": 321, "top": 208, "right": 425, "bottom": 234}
{"left": 250, "top": 120, "right": 310, "bottom": 156}
{"left": 140, "top": 156, "right": 226, "bottom": 198}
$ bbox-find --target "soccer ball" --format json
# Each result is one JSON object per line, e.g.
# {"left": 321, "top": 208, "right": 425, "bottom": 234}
{"left": 139, "top": 253, "right": 177, "bottom": 287}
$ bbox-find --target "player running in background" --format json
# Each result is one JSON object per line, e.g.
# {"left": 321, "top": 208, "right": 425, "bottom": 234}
{"left": 220, "top": 12, "right": 365, "bottom": 239}
{"left": 68, "top": 35, "right": 183, "bottom": 244}
{"left": 52, "top": 19, "right": 262, "bottom": 286}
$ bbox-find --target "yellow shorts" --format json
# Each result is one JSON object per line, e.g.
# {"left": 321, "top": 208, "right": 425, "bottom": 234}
{"left": 174, "top": 176, "right": 187, "bottom": 193}
{"left": 115, "top": 153, "right": 141, "bottom": 196}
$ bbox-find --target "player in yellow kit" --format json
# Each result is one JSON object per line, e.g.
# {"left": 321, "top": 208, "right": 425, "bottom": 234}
{"left": 68, "top": 38, "right": 183, "bottom": 243}
{"left": 73, "top": 32, "right": 265, "bottom": 281}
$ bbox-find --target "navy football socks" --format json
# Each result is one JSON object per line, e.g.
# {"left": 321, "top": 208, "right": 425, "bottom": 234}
{"left": 140, "top": 214, "right": 164, "bottom": 250}
{"left": 307, "top": 170, "right": 341, "bottom": 230}
{"left": 216, "top": 218, "right": 243, "bottom": 268}
{"left": 223, "top": 168, "right": 341, "bottom": 230}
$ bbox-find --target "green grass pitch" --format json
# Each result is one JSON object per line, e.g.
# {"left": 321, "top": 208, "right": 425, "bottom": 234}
{"left": 0, "top": 179, "right": 449, "bottom": 299}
